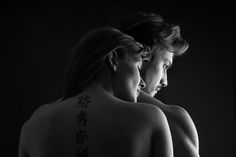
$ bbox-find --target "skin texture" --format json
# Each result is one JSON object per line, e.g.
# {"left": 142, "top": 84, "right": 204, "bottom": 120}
{"left": 142, "top": 46, "right": 173, "bottom": 97}
{"left": 111, "top": 47, "right": 145, "bottom": 103}
{"left": 18, "top": 84, "right": 173, "bottom": 157}
{"left": 138, "top": 48, "right": 200, "bottom": 157}
{"left": 18, "top": 47, "right": 173, "bottom": 157}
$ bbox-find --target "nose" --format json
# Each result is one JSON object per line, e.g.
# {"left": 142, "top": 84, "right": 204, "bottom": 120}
{"left": 139, "top": 77, "right": 146, "bottom": 89}
{"left": 161, "top": 73, "right": 168, "bottom": 87}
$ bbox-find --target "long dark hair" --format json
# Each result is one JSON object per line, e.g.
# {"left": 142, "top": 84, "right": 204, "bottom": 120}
{"left": 63, "top": 27, "right": 148, "bottom": 100}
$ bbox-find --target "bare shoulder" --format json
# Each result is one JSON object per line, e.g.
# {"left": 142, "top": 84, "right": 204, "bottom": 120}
{"left": 138, "top": 91, "right": 199, "bottom": 155}
{"left": 166, "top": 105, "right": 197, "bottom": 133}
{"left": 166, "top": 105, "right": 199, "bottom": 152}
{"left": 138, "top": 91, "right": 194, "bottom": 130}
{"left": 122, "top": 101, "right": 169, "bottom": 128}
{"left": 166, "top": 104, "right": 193, "bottom": 124}
{"left": 129, "top": 102, "right": 173, "bottom": 157}
{"left": 29, "top": 98, "right": 62, "bottom": 119}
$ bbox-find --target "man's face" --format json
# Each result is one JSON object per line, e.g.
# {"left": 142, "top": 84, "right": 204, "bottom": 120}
{"left": 142, "top": 46, "right": 173, "bottom": 97}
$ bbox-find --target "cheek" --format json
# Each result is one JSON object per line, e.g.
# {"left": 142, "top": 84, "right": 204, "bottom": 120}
{"left": 120, "top": 64, "right": 140, "bottom": 87}
{"left": 144, "top": 64, "right": 163, "bottom": 88}
{"left": 129, "top": 66, "right": 141, "bottom": 90}
{"left": 146, "top": 64, "right": 161, "bottom": 80}
{"left": 130, "top": 67, "right": 140, "bottom": 86}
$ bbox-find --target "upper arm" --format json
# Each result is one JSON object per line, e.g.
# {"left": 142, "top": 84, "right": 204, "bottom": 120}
{"left": 170, "top": 105, "right": 199, "bottom": 150}
{"left": 148, "top": 106, "right": 173, "bottom": 157}
{"left": 168, "top": 105, "right": 200, "bottom": 156}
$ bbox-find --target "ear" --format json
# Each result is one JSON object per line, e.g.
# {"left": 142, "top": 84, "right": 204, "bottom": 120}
{"left": 108, "top": 50, "right": 119, "bottom": 71}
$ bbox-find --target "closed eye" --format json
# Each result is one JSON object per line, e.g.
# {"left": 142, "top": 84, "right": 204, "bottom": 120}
{"left": 163, "top": 59, "right": 172, "bottom": 70}
{"left": 163, "top": 64, "right": 169, "bottom": 70}
{"left": 138, "top": 62, "right": 143, "bottom": 70}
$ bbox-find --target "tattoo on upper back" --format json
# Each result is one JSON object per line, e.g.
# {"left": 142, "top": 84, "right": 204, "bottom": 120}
{"left": 74, "top": 95, "right": 91, "bottom": 157}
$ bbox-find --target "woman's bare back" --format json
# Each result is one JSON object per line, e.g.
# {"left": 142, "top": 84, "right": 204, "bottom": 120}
{"left": 19, "top": 86, "right": 172, "bottom": 157}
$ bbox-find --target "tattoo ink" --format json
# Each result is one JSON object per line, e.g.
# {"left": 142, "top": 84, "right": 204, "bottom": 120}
{"left": 75, "top": 95, "right": 91, "bottom": 157}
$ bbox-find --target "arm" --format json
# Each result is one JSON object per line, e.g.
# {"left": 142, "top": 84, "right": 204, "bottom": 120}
{"left": 167, "top": 105, "right": 200, "bottom": 157}
{"left": 138, "top": 91, "right": 200, "bottom": 157}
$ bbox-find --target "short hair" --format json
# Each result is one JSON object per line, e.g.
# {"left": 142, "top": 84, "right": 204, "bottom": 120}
{"left": 63, "top": 27, "right": 149, "bottom": 99}
{"left": 118, "top": 12, "right": 189, "bottom": 57}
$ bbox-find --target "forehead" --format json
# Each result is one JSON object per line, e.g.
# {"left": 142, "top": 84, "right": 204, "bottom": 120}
{"left": 152, "top": 47, "right": 174, "bottom": 63}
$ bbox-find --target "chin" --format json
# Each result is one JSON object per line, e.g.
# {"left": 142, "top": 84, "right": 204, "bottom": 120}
{"left": 148, "top": 90, "right": 157, "bottom": 97}
{"left": 143, "top": 87, "right": 156, "bottom": 97}
{"left": 133, "top": 93, "right": 138, "bottom": 103}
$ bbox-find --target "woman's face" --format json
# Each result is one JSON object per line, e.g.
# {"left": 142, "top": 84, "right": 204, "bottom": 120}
{"left": 113, "top": 47, "right": 146, "bottom": 102}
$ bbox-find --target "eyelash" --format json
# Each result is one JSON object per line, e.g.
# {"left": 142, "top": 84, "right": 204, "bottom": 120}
{"left": 163, "top": 64, "right": 169, "bottom": 70}
{"left": 138, "top": 63, "right": 143, "bottom": 70}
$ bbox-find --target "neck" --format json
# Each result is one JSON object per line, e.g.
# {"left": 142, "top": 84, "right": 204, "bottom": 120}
{"left": 83, "top": 76, "right": 114, "bottom": 98}
{"left": 96, "top": 69, "right": 114, "bottom": 95}
{"left": 84, "top": 81, "right": 110, "bottom": 93}
{"left": 77, "top": 69, "right": 115, "bottom": 99}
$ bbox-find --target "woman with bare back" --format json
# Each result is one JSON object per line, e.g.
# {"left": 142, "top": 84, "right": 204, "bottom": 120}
{"left": 18, "top": 27, "right": 173, "bottom": 157}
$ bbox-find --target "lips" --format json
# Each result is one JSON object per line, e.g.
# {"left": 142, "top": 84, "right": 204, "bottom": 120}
{"left": 156, "top": 86, "right": 162, "bottom": 92}
{"left": 150, "top": 86, "right": 161, "bottom": 96}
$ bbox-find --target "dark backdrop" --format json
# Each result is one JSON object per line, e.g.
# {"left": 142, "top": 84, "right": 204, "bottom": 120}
{"left": 3, "top": 1, "right": 234, "bottom": 156}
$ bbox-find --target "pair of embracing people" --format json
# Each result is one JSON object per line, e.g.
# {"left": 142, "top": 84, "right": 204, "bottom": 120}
{"left": 18, "top": 12, "right": 199, "bottom": 157}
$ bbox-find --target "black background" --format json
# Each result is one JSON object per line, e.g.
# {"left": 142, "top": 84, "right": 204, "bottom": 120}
{"left": 3, "top": 1, "right": 234, "bottom": 156}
